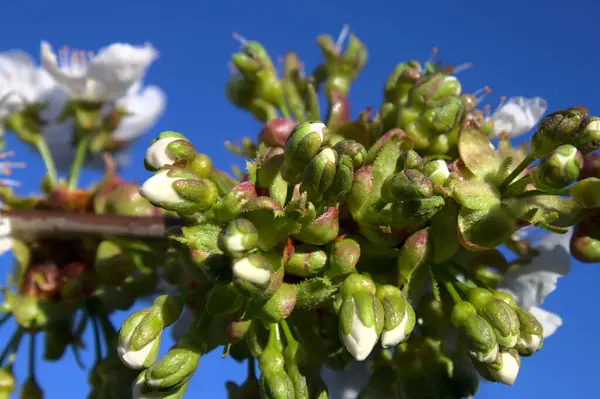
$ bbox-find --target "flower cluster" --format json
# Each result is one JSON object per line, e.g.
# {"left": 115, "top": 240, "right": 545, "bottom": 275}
{"left": 126, "top": 28, "right": 600, "bottom": 398}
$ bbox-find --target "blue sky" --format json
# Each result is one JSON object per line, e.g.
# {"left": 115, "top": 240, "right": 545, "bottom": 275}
{"left": 1, "top": 0, "right": 598, "bottom": 397}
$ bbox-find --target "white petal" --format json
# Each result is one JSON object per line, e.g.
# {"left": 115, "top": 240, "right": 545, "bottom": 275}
{"left": 489, "top": 351, "right": 520, "bottom": 386}
{"left": 528, "top": 306, "right": 562, "bottom": 338}
{"left": 0, "top": 213, "right": 11, "bottom": 256}
{"left": 40, "top": 41, "right": 89, "bottom": 98}
{"left": 499, "top": 230, "right": 571, "bottom": 309}
{"left": 232, "top": 258, "right": 271, "bottom": 285}
{"left": 341, "top": 299, "right": 379, "bottom": 361}
{"left": 145, "top": 137, "right": 180, "bottom": 169}
{"left": 117, "top": 335, "right": 159, "bottom": 369}
{"left": 114, "top": 85, "right": 166, "bottom": 141}
{"left": 491, "top": 96, "right": 548, "bottom": 138}
{"left": 381, "top": 313, "right": 409, "bottom": 348}
{"left": 139, "top": 170, "right": 182, "bottom": 205}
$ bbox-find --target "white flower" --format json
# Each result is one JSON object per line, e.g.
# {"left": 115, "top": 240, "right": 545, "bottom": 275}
{"left": 0, "top": 209, "right": 10, "bottom": 257}
{"left": 490, "top": 96, "right": 547, "bottom": 138}
{"left": 41, "top": 41, "right": 158, "bottom": 101}
{"left": 0, "top": 50, "right": 66, "bottom": 123}
{"left": 339, "top": 296, "right": 379, "bottom": 361}
{"left": 139, "top": 169, "right": 183, "bottom": 205}
{"left": 499, "top": 229, "right": 571, "bottom": 338}
{"left": 43, "top": 81, "right": 165, "bottom": 170}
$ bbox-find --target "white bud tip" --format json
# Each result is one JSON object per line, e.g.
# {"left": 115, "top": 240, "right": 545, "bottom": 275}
{"left": 321, "top": 148, "right": 337, "bottom": 163}
{"left": 309, "top": 122, "right": 327, "bottom": 140}
{"left": 233, "top": 258, "right": 271, "bottom": 285}
{"left": 490, "top": 351, "right": 520, "bottom": 386}
{"left": 380, "top": 315, "right": 409, "bottom": 348}
{"left": 139, "top": 170, "right": 182, "bottom": 204}
{"left": 430, "top": 159, "right": 450, "bottom": 179}
{"left": 520, "top": 333, "right": 542, "bottom": 353}
{"left": 341, "top": 300, "right": 379, "bottom": 361}
{"left": 585, "top": 120, "right": 600, "bottom": 132}
{"left": 117, "top": 336, "right": 158, "bottom": 369}
{"left": 225, "top": 233, "right": 247, "bottom": 252}
{"left": 145, "top": 137, "right": 182, "bottom": 169}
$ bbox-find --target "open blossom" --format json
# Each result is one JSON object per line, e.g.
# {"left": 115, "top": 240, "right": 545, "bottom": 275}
{"left": 43, "top": 80, "right": 165, "bottom": 170}
{"left": 40, "top": 41, "right": 158, "bottom": 101}
{"left": 490, "top": 96, "right": 548, "bottom": 138}
{"left": 500, "top": 229, "right": 572, "bottom": 337}
{"left": 0, "top": 50, "right": 66, "bottom": 123}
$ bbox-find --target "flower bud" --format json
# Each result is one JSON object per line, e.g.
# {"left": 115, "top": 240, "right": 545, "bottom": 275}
{"left": 409, "top": 73, "right": 461, "bottom": 108}
{"left": 513, "top": 308, "right": 543, "bottom": 356}
{"left": 570, "top": 116, "right": 600, "bottom": 155}
{"left": 531, "top": 144, "right": 583, "bottom": 190}
{"left": 530, "top": 106, "right": 588, "bottom": 157}
{"left": 396, "top": 149, "right": 424, "bottom": 171}
{"left": 570, "top": 222, "right": 600, "bottom": 263}
{"left": 384, "top": 61, "right": 422, "bottom": 103}
{"left": 187, "top": 154, "right": 213, "bottom": 179}
{"left": 380, "top": 170, "right": 432, "bottom": 203}
{"left": 281, "top": 121, "right": 328, "bottom": 184}
{"left": 139, "top": 168, "right": 218, "bottom": 214}
{"left": 258, "top": 118, "right": 298, "bottom": 147}
{"left": 301, "top": 148, "right": 338, "bottom": 197}
{"left": 257, "top": 283, "right": 297, "bottom": 323}
{"left": 218, "top": 219, "right": 259, "bottom": 257}
{"left": 396, "top": 228, "right": 431, "bottom": 288}
{"left": 467, "top": 288, "right": 520, "bottom": 348}
{"left": 293, "top": 206, "right": 339, "bottom": 245}
{"left": 321, "top": 155, "right": 355, "bottom": 206}
{"left": 376, "top": 285, "right": 416, "bottom": 348}
{"left": 451, "top": 301, "right": 499, "bottom": 364}
{"left": 209, "top": 181, "right": 257, "bottom": 223}
{"left": 258, "top": 325, "right": 295, "bottom": 398}
{"left": 102, "top": 182, "right": 159, "bottom": 216}
{"left": 144, "top": 131, "right": 196, "bottom": 172}
{"left": 339, "top": 273, "right": 376, "bottom": 298}
{"left": 423, "top": 159, "right": 450, "bottom": 185}
{"left": 117, "top": 295, "right": 183, "bottom": 369}
{"left": 144, "top": 345, "right": 200, "bottom": 391}
{"left": 482, "top": 349, "right": 521, "bottom": 386}
{"left": 232, "top": 254, "right": 283, "bottom": 300}
{"left": 333, "top": 140, "right": 367, "bottom": 169}
{"left": 339, "top": 292, "right": 384, "bottom": 361}
{"left": 420, "top": 96, "right": 464, "bottom": 134}
{"left": 20, "top": 377, "right": 43, "bottom": 399}
{"left": 132, "top": 371, "right": 188, "bottom": 399}
{"left": 570, "top": 177, "right": 600, "bottom": 208}
{"left": 0, "top": 368, "right": 15, "bottom": 399}
{"left": 325, "top": 237, "right": 361, "bottom": 277}
{"left": 285, "top": 245, "right": 328, "bottom": 277}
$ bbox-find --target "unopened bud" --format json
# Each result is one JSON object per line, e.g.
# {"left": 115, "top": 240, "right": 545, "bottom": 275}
{"left": 530, "top": 106, "right": 588, "bottom": 157}
{"left": 483, "top": 349, "right": 521, "bottom": 386}
{"left": 420, "top": 96, "right": 464, "bottom": 134}
{"left": 339, "top": 292, "right": 384, "bottom": 361}
{"left": 409, "top": 73, "right": 461, "bottom": 108}
{"left": 218, "top": 219, "right": 259, "bottom": 257}
{"left": 187, "top": 154, "right": 213, "bottom": 179}
{"left": 285, "top": 245, "right": 328, "bottom": 277}
{"left": 258, "top": 118, "right": 298, "bottom": 147}
{"left": 381, "top": 170, "right": 432, "bottom": 203}
{"left": 376, "top": 285, "right": 416, "bottom": 348}
{"left": 451, "top": 301, "right": 499, "bottom": 364}
{"left": 144, "top": 131, "right": 196, "bottom": 171}
{"left": 293, "top": 206, "right": 339, "bottom": 245}
{"left": 396, "top": 150, "right": 424, "bottom": 171}
{"left": 232, "top": 254, "right": 283, "bottom": 300}
{"left": 301, "top": 148, "right": 338, "bottom": 197}
{"left": 257, "top": 283, "right": 297, "bottom": 323}
{"left": 570, "top": 177, "right": 600, "bottom": 208}
{"left": 144, "top": 346, "right": 199, "bottom": 392}
{"left": 513, "top": 308, "right": 543, "bottom": 356}
{"left": 281, "top": 121, "right": 328, "bottom": 184}
{"left": 467, "top": 288, "right": 520, "bottom": 348}
{"left": 571, "top": 116, "right": 600, "bottom": 155}
{"left": 132, "top": 371, "right": 188, "bottom": 399}
{"left": 333, "top": 139, "right": 367, "bottom": 169}
{"left": 423, "top": 159, "right": 450, "bottom": 185}
{"left": 325, "top": 237, "right": 361, "bottom": 277}
{"left": 531, "top": 144, "right": 583, "bottom": 190}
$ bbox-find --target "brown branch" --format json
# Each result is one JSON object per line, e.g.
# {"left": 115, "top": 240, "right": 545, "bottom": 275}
{"left": 1, "top": 209, "right": 184, "bottom": 241}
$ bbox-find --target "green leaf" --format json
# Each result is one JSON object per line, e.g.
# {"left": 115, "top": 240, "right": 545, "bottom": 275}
{"left": 179, "top": 224, "right": 222, "bottom": 254}
{"left": 453, "top": 180, "right": 501, "bottom": 210}
{"left": 371, "top": 135, "right": 403, "bottom": 201}
{"left": 430, "top": 200, "right": 460, "bottom": 263}
{"left": 458, "top": 120, "right": 501, "bottom": 181}
{"left": 295, "top": 277, "right": 337, "bottom": 309}
{"left": 429, "top": 265, "right": 441, "bottom": 302}
{"left": 503, "top": 195, "right": 581, "bottom": 228}
{"left": 246, "top": 160, "right": 258, "bottom": 186}
{"left": 210, "top": 168, "right": 238, "bottom": 196}
{"left": 457, "top": 206, "right": 516, "bottom": 250}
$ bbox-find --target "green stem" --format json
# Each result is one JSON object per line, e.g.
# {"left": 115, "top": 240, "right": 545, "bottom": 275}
{"left": 500, "top": 154, "right": 535, "bottom": 192}
{"left": 35, "top": 137, "right": 57, "bottom": 186}
{"left": 97, "top": 309, "right": 117, "bottom": 351}
{"left": 267, "top": 323, "right": 282, "bottom": 352}
{"left": 503, "top": 175, "right": 533, "bottom": 198}
{"left": 443, "top": 281, "right": 462, "bottom": 304}
{"left": 278, "top": 102, "right": 291, "bottom": 119}
{"left": 0, "top": 327, "right": 24, "bottom": 366}
{"left": 90, "top": 314, "right": 103, "bottom": 363}
{"left": 280, "top": 319, "right": 297, "bottom": 345}
{"left": 28, "top": 333, "right": 36, "bottom": 379}
{"left": 68, "top": 136, "right": 90, "bottom": 190}
{"left": 517, "top": 188, "right": 570, "bottom": 198}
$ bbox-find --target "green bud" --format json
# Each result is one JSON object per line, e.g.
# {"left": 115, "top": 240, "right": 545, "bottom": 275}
{"left": 409, "top": 73, "right": 461, "bottom": 108}
{"left": 339, "top": 292, "right": 384, "bottom": 361}
{"left": 333, "top": 140, "right": 367, "bottom": 169}
{"left": 145, "top": 345, "right": 200, "bottom": 391}
{"left": 257, "top": 283, "right": 297, "bottom": 323}
{"left": 396, "top": 150, "right": 424, "bottom": 171}
{"left": 376, "top": 285, "right": 416, "bottom": 348}
{"left": 570, "top": 116, "right": 600, "bottom": 155}
{"left": 571, "top": 222, "right": 600, "bottom": 263}
{"left": 117, "top": 295, "right": 183, "bottom": 369}
{"left": 530, "top": 106, "right": 588, "bottom": 157}
{"left": 467, "top": 288, "right": 520, "bottom": 348}
{"left": 513, "top": 308, "right": 543, "bottom": 356}
{"left": 293, "top": 206, "right": 339, "bottom": 245}
{"left": 325, "top": 237, "right": 361, "bottom": 277}
{"left": 188, "top": 154, "right": 213, "bottom": 179}
{"left": 423, "top": 159, "right": 450, "bottom": 185}
{"left": 285, "top": 245, "right": 328, "bottom": 277}
{"left": 570, "top": 177, "right": 600, "bottom": 208}
{"left": 133, "top": 370, "right": 189, "bottom": 398}
{"left": 102, "top": 182, "right": 158, "bottom": 216}
{"left": 139, "top": 168, "right": 218, "bottom": 215}
{"left": 531, "top": 144, "right": 583, "bottom": 190}
{"left": 209, "top": 181, "right": 257, "bottom": 223}
{"left": 384, "top": 61, "right": 422, "bottom": 104}
{"left": 9, "top": 295, "right": 48, "bottom": 329}
{"left": 301, "top": 148, "right": 338, "bottom": 197}
{"left": 420, "top": 96, "right": 464, "bottom": 134}
{"left": 218, "top": 219, "right": 259, "bottom": 257}
{"left": 232, "top": 254, "right": 283, "bottom": 300}
{"left": 451, "top": 301, "right": 499, "bottom": 364}
{"left": 19, "top": 377, "right": 43, "bottom": 399}
{"left": 281, "top": 121, "right": 328, "bottom": 184}
{"left": 381, "top": 170, "right": 432, "bottom": 203}
{"left": 0, "top": 368, "right": 15, "bottom": 398}
{"left": 339, "top": 273, "right": 377, "bottom": 298}
{"left": 396, "top": 228, "right": 431, "bottom": 288}
{"left": 144, "top": 132, "right": 196, "bottom": 172}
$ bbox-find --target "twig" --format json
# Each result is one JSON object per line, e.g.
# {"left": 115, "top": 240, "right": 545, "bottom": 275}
{"left": 0, "top": 209, "right": 184, "bottom": 241}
